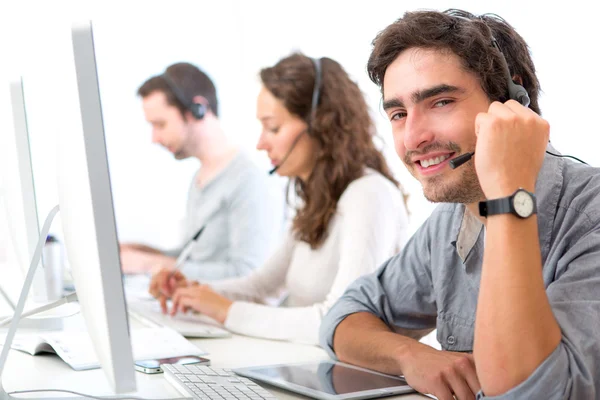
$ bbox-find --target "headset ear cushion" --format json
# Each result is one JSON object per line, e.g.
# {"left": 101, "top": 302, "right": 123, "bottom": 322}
{"left": 508, "top": 82, "right": 530, "bottom": 108}
{"left": 191, "top": 103, "right": 207, "bottom": 119}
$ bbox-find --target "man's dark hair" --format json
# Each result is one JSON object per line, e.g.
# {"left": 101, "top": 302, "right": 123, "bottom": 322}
{"left": 137, "top": 62, "right": 219, "bottom": 117}
{"left": 367, "top": 9, "right": 541, "bottom": 115}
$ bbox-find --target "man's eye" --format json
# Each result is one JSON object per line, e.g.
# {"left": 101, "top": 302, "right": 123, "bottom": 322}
{"left": 434, "top": 99, "right": 453, "bottom": 108}
{"left": 391, "top": 112, "right": 407, "bottom": 121}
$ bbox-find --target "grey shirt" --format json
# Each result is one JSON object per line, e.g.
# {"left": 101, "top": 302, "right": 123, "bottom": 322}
{"left": 319, "top": 149, "right": 600, "bottom": 399}
{"left": 169, "top": 151, "right": 284, "bottom": 281}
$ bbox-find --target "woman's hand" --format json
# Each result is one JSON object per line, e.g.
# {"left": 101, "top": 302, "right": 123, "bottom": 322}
{"left": 171, "top": 284, "right": 233, "bottom": 324}
{"left": 148, "top": 268, "right": 189, "bottom": 313}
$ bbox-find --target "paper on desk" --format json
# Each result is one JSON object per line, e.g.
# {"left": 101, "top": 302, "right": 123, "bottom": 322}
{"left": 1, "top": 326, "right": 207, "bottom": 370}
{"left": 123, "top": 274, "right": 155, "bottom": 301}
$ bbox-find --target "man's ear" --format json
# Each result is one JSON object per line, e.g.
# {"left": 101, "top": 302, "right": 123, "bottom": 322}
{"left": 191, "top": 95, "right": 208, "bottom": 105}
{"left": 512, "top": 75, "right": 524, "bottom": 86}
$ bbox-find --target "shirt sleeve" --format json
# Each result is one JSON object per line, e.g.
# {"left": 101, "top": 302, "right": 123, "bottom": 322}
{"left": 220, "top": 176, "right": 410, "bottom": 345}
{"left": 319, "top": 211, "right": 440, "bottom": 358}
{"left": 208, "top": 228, "right": 296, "bottom": 303}
{"left": 180, "top": 169, "right": 285, "bottom": 281}
{"left": 477, "top": 225, "right": 600, "bottom": 399}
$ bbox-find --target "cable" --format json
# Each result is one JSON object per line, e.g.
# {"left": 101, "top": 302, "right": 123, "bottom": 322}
{"left": 8, "top": 388, "right": 190, "bottom": 400}
{"left": 0, "top": 292, "right": 79, "bottom": 328}
{"left": 0, "top": 287, "right": 15, "bottom": 312}
{"left": 450, "top": 150, "right": 590, "bottom": 170}
{"left": 545, "top": 151, "right": 589, "bottom": 165}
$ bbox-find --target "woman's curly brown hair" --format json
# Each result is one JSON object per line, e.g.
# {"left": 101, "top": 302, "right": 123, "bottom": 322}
{"left": 260, "top": 53, "right": 406, "bottom": 249}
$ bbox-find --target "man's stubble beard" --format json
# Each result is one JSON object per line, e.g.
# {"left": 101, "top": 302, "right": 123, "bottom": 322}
{"left": 418, "top": 162, "right": 484, "bottom": 204}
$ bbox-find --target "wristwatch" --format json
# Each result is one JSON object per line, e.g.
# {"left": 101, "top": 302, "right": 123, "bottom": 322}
{"left": 479, "top": 188, "right": 537, "bottom": 218}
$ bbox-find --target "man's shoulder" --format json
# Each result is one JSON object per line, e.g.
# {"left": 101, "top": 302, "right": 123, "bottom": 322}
{"left": 430, "top": 202, "right": 461, "bottom": 216}
{"left": 425, "top": 202, "right": 463, "bottom": 226}
{"left": 231, "top": 151, "right": 262, "bottom": 172}
{"left": 411, "top": 202, "right": 464, "bottom": 242}
{"left": 557, "top": 160, "right": 600, "bottom": 224}
{"left": 228, "top": 152, "right": 269, "bottom": 183}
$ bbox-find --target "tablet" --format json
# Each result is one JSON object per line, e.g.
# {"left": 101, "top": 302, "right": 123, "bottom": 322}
{"left": 233, "top": 360, "right": 415, "bottom": 400}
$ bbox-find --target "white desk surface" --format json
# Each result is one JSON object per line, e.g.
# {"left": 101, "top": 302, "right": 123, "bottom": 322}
{"left": 2, "top": 323, "right": 428, "bottom": 399}
{"left": 0, "top": 274, "right": 428, "bottom": 399}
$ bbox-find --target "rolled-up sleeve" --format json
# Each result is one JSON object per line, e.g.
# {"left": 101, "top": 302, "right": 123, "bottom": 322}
{"left": 478, "top": 225, "right": 600, "bottom": 399}
{"left": 319, "top": 217, "right": 438, "bottom": 358}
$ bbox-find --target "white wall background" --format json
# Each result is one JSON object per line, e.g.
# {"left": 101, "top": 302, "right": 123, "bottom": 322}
{"left": 0, "top": 0, "right": 599, "bottom": 249}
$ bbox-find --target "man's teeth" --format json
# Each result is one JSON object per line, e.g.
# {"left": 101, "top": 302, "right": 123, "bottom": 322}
{"left": 420, "top": 154, "right": 450, "bottom": 168}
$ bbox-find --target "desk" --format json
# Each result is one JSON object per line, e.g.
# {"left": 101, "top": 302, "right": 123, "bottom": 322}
{"left": 2, "top": 327, "right": 428, "bottom": 399}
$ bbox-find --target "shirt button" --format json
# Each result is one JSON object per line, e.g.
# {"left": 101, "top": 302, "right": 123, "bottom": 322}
{"left": 447, "top": 335, "right": 456, "bottom": 345}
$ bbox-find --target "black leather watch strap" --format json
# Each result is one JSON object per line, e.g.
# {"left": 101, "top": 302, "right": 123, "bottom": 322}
{"left": 479, "top": 188, "right": 537, "bottom": 218}
{"left": 479, "top": 197, "right": 513, "bottom": 217}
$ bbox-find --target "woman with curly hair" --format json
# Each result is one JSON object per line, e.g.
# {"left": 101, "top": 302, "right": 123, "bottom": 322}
{"left": 149, "top": 53, "right": 409, "bottom": 345}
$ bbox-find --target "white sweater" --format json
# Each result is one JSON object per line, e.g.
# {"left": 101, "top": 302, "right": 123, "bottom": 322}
{"left": 210, "top": 170, "right": 409, "bottom": 345}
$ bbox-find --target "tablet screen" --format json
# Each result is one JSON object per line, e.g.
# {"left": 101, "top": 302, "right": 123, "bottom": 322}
{"left": 245, "top": 361, "right": 408, "bottom": 395}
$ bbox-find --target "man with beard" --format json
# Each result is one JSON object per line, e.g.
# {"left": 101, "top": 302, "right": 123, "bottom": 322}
{"left": 319, "top": 9, "right": 600, "bottom": 400}
{"left": 120, "top": 62, "right": 283, "bottom": 281}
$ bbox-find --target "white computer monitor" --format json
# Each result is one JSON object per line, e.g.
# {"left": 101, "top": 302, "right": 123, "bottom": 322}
{"left": 53, "top": 21, "right": 136, "bottom": 393}
{"left": 0, "top": 78, "right": 49, "bottom": 305}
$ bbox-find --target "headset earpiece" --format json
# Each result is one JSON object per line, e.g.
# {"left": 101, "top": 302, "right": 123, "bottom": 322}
{"left": 268, "top": 57, "right": 322, "bottom": 175}
{"left": 450, "top": 13, "right": 531, "bottom": 108}
{"left": 490, "top": 39, "right": 531, "bottom": 108}
{"left": 189, "top": 102, "right": 207, "bottom": 120}
{"left": 508, "top": 81, "right": 530, "bottom": 108}
{"left": 162, "top": 72, "right": 207, "bottom": 120}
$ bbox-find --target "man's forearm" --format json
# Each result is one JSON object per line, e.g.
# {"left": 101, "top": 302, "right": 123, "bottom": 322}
{"left": 129, "top": 243, "right": 163, "bottom": 254}
{"left": 332, "top": 312, "right": 424, "bottom": 376}
{"left": 475, "top": 215, "right": 561, "bottom": 395}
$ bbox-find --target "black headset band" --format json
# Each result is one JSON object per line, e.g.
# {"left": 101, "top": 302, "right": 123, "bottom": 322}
{"left": 448, "top": 13, "right": 530, "bottom": 107}
{"left": 162, "top": 72, "right": 191, "bottom": 109}
{"left": 162, "top": 71, "right": 207, "bottom": 119}
{"left": 307, "top": 57, "right": 322, "bottom": 131}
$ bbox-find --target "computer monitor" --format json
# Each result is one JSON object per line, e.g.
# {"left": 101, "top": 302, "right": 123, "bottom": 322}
{"left": 53, "top": 21, "right": 136, "bottom": 392}
{"left": 0, "top": 78, "right": 49, "bottom": 305}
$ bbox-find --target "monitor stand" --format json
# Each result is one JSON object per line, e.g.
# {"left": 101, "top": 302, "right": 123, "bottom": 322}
{"left": 0, "top": 205, "right": 62, "bottom": 400}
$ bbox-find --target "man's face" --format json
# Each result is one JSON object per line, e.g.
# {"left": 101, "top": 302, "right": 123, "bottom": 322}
{"left": 383, "top": 48, "right": 491, "bottom": 204}
{"left": 142, "top": 91, "right": 193, "bottom": 160}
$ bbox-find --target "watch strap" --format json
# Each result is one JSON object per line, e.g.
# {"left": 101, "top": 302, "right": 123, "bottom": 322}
{"left": 479, "top": 197, "right": 513, "bottom": 217}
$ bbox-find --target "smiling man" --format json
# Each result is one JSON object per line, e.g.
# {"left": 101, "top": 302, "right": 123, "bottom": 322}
{"left": 319, "top": 9, "right": 600, "bottom": 400}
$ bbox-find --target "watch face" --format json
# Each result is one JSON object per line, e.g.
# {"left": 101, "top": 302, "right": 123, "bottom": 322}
{"left": 513, "top": 190, "right": 534, "bottom": 218}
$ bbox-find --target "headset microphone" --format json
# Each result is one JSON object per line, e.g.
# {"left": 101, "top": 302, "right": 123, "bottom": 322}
{"left": 448, "top": 152, "right": 475, "bottom": 169}
{"left": 268, "top": 129, "right": 307, "bottom": 175}
{"left": 267, "top": 57, "right": 322, "bottom": 176}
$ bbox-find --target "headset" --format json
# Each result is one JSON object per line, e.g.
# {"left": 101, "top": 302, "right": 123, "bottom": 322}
{"left": 269, "top": 57, "right": 323, "bottom": 175}
{"left": 448, "top": 14, "right": 587, "bottom": 169}
{"left": 161, "top": 72, "right": 207, "bottom": 120}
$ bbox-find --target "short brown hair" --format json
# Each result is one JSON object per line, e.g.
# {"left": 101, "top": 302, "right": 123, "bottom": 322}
{"left": 367, "top": 9, "right": 542, "bottom": 115}
{"left": 137, "top": 62, "right": 219, "bottom": 117}
{"left": 261, "top": 53, "right": 406, "bottom": 249}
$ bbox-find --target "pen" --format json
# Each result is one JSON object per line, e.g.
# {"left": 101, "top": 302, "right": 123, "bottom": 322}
{"left": 167, "top": 226, "right": 205, "bottom": 281}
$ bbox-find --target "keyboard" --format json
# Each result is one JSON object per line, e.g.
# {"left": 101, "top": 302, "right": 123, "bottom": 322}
{"left": 163, "top": 364, "right": 277, "bottom": 400}
{"left": 128, "top": 300, "right": 231, "bottom": 339}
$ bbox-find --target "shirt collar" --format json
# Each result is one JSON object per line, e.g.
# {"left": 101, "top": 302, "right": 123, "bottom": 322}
{"left": 450, "top": 144, "right": 564, "bottom": 263}
{"left": 454, "top": 207, "right": 483, "bottom": 263}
